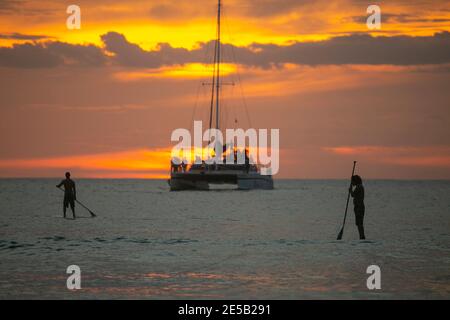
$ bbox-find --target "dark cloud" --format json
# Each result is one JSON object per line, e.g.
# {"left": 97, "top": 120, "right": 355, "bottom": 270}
{"left": 238, "top": 0, "right": 309, "bottom": 17}
{"left": 0, "top": 32, "right": 51, "bottom": 40}
{"left": 102, "top": 32, "right": 163, "bottom": 68}
{"left": 148, "top": 3, "right": 203, "bottom": 21}
{"left": 101, "top": 32, "right": 200, "bottom": 67}
{"left": 0, "top": 0, "right": 22, "bottom": 14}
{"left": 146, "top": 0, "right": 304, "bottom": 20}
{"left": 1, "top": 31, "right": 450, "bottom": 68}
{"left": 0, "top": 42, "right": 60, "bottom": 68}
{"left": 346, "top": 13, "right": 450, "bottom": 25}
{"left": 0, "top": 42, "right": 106, "bottom": 68}
{"left": 102, "top": 31, "right": 450, "bottom": 68}
{"left": 46, "top": 42, "right": 107, "bottom": 67}
{"left": 0, "top": 0, "right": 55, "bottom": 16}
{"left": 244, "top": 31, "right": 450, "bottom": 66}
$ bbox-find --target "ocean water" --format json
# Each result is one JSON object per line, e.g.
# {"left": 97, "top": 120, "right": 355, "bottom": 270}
{"left": 0, "top": 179, "right": 449, "bottom": 299}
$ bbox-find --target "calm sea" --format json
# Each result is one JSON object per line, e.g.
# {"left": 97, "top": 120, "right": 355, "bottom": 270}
{"left": 0, "top": 179, "right": 449, "bottom": 299}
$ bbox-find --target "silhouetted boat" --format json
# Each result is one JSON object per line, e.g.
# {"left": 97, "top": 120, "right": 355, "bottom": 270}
{"left": 168, "top": 0, "right": 274, "bottom": 191}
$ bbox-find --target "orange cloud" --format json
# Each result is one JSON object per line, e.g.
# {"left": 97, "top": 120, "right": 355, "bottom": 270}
{"left": 324, "top": 146, "right": 385, "bottom": 155}
{"left": 0, "top": 148, "right": 173, "bottom": 178}
{"left": 324, "top": 146, "right": 450, "bottom": 168}
{"left": 385, "top": 156, "right": 450, "bottom": 167}
{"left": 113, "top": 63, "right": 237, "bottom": 81}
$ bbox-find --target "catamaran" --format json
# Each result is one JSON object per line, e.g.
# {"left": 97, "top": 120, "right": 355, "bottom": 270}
{"left": 168, "top": 0, "right": 274, "bottom": 191}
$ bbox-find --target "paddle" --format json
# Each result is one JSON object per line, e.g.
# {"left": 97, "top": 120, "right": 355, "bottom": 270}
{"left": 336, "top": 161, "right": 357, "bottom": 240}
{"left": 58, "top": 186, "right": 96, "bottom": 217}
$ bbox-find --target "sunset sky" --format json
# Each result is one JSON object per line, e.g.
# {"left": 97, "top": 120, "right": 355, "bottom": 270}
{"left": 0, "top": 0, "right": 449, "bottom": 179}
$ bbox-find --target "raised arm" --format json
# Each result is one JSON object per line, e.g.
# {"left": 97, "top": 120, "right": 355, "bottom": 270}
{"left": 351, "top": 185, "right": 362, "bottom": 200}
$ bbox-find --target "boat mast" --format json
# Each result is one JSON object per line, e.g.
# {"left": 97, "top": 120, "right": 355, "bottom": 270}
{"left": 215, "top": 0, "right": 221, "bottom": 130}
{"left": 207, "top": 0, "right": 222, "bottom": 132}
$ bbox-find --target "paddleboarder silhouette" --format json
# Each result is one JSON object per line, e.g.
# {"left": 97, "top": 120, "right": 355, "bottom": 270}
{"left": 350, "top": 175, "right": 365, "bottom": 239}
{"left": 56, "top": 172, "right": 76, "bottom": 219}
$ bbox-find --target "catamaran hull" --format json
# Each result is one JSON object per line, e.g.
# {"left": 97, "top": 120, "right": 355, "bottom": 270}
{"left": 168, "top": 173, "right": 274, "bottom": 191}
{"left": 237, "top": 175, "right": 274, "bottom": 190}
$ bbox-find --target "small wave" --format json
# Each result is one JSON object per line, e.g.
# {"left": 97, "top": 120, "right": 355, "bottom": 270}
{"left": 0, "top": 240, "right": 35, "bottom": 251}
{"left": 0, "top": 237, "right": 200, "bottom": 253}
{"left": 40, "top": 236, "right": 66, "bottom": 241}
{"left": 163, "top": 239, "right": 198, "bottom": 245}
{"left": 124, "top": 237, "right": 199, "bottom": 245}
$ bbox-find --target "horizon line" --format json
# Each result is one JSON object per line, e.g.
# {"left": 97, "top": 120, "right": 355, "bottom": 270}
{"left": 1, "top": 177, "right": 449, "bottom": 181}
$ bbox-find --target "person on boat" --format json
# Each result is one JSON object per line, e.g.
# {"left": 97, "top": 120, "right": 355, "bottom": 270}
{"left": 245, "top": 148, "right": 250, "bottom": 173}
{"left": 171, "top": 159, "right": 181, "bottom": 173}
{"left": 181, "top": 161, "right": 187, "bottom": 173}
{"left": 56, "top": 172, "right": 76, "bottom": 219}
{"left": 349, "top": 175, "right": 365, "bottom": 239}
{"left": 201, "top": 160, "right": 207, "bottom": 172}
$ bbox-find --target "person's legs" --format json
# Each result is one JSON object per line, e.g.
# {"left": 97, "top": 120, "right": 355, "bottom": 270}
{"left": 355, "top": 206, "right": 366, "bottom": 240}
{"left": 70, "top": 199, "right": 76, "bottom": 219}
{"left": 63, "top": 197, "right": 68, "bottom": 218}
{"left": 355, "top": 207, "right": 366, "bottom": 240}
{"left": 358, "top": 224, "right": 366, "bottom": 240}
